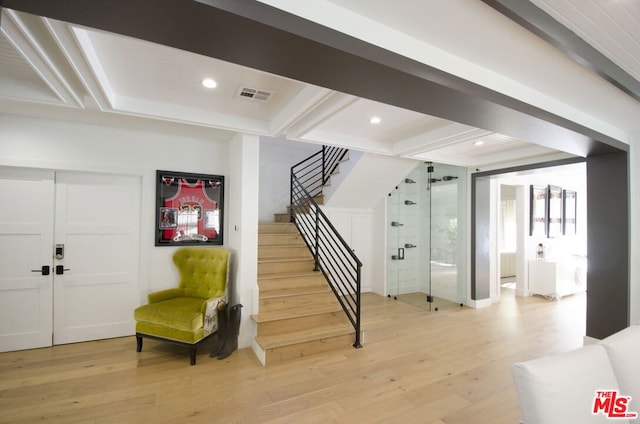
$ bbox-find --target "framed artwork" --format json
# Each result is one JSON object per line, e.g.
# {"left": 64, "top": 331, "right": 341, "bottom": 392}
{"left": 529, "top": 185, "right": 547, "bottom": 236}
{"left": 155, "top": 170, "right": 224, "bottom": 246}
{"left": 547, "top": 185, "right": 563, "bottom": 238}
{"left": 563, "top": 189, "right": 577, "bottom": 235}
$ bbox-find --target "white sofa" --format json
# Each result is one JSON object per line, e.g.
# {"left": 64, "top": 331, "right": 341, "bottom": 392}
{"left": 512, "top": 325, "right": 640, "bottom": 424}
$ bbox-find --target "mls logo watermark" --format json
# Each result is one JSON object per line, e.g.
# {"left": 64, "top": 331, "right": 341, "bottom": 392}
{"left": 593, "top": 390, "right": 638, "bottom": 419}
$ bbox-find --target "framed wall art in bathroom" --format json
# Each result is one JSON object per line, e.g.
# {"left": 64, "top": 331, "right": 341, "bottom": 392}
{"left": 529, "top": 185, "right": 547, "bottom": 237}
{"left": 547, "top": 185, "right": 563, "bottom": 238}
{"left": 563, "top": 189, "right": 577, "bottom": 235}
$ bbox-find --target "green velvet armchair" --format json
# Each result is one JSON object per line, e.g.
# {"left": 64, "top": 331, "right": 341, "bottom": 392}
{"left": 134, "top": 247, "right": 229, "bottom": 365}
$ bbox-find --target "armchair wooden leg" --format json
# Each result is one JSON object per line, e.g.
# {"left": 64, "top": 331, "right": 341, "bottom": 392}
{"left": 136, "top": 335, "right": 143, "bottom": 352}
{"left": 189, "top": 346, "right": 196, "bottom": 366}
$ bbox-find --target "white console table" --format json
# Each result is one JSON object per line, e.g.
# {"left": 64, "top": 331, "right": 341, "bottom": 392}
{"left": 528, "top": 258, "right": 586, "bottom": 300}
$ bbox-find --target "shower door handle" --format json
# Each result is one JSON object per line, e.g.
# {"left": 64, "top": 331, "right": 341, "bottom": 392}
{"left": 391, "top": 248, "right": 405, "bottom": 260}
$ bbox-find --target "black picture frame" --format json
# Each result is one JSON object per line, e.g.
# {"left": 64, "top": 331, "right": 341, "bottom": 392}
{"left": 563, "top": 189, "right": 577, "bottom": 235}
{"left": 155, "top": 170, "right": 224, "bottom": 246}
{"left": 529, "top": 185, "right": 547, "bottom": 236}
{"left": 547, "top": 185, "right": 563, "bottom": 238}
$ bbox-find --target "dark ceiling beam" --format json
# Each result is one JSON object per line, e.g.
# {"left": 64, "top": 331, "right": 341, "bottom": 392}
{"left": 1, "top": 0, "right": 627, "bottom": 156}
{"left": 481, "top": 0, "right": 640, "bottom": 103}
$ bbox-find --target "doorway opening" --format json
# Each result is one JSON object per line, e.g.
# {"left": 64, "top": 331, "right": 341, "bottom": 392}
{"left": 491, "top": 162, "right": 587, "bottom": 303}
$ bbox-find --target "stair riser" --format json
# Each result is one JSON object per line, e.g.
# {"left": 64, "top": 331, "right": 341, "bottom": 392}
{"left": 258, "top": 260, "right": 315, "bottom": 276}
{"left": 258, "top": 245, "right": 310, "bottom": 260}
{"left": 258, "top": 223, "right": 298, "bottom": 234}
{"left": 264, "top": 333, "right": 354, "bottom": 365}
{"left": 256, "top": 311, "right": 349, "bottom": 337}
{"left": 274, "top": 213, "right": 290, "bottom": 223}
{"left": 259, "top": 292, "right": 335, "bottom": 312}
{"left": 258, "top": 274, "right": 326, "bottom": 290}
{"left": 258, "top": 234, "right": 304, "bottom": 246}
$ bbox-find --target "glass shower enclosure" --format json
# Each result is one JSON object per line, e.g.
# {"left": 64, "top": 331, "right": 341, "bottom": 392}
{"left": 386, "top": 162, "right": 466, "bottom": 310}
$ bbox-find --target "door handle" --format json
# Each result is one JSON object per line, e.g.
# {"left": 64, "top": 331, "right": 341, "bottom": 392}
{"left": 392, "top": 248, "right": 405, "bottom": 260}
{"left": 55, "top": 265, "right": 70, "bottom": 275}
{"left": 31, "top": 266, "right": 51, "bottom": 275}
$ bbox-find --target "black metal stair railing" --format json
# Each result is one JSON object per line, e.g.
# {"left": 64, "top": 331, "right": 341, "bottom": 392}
{"left": 290, "top": 146, "right": 362, "bottom": 348}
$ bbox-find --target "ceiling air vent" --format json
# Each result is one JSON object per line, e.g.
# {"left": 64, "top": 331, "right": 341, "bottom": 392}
{"left": 237, "top": 86, "right": 272, "bottom": 102}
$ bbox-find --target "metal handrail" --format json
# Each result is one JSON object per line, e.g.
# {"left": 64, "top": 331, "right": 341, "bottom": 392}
{"left": 290, "top": 147, "right": 362, "bottom": 348}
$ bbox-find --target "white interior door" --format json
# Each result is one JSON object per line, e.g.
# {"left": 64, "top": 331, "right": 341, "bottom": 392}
{"left": 53, "top": 172, "right": 140, "bottom": 345}
{"left": 0, "top": 168, "right": 140, "bottom": 352}
{"left": 0, "top": 168, "right": 55, "bottom": 352}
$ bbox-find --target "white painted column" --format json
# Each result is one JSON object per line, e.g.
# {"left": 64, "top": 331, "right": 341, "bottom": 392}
{"left": 227, "top": 133, "right": 259, "bottom": 349}
{"left": 515, "top": 184, "right": 528, "bottom": 297}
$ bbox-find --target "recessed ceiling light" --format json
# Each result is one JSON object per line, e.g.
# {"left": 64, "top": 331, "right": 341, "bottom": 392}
{"left": 369, "top": 116, "right": 381, "bottom": 124}
{"left": 202, "top": 78, "right": 218, "bottom": 89}
{"left": 474, "top": 140, "right": 485, "bottom": 146}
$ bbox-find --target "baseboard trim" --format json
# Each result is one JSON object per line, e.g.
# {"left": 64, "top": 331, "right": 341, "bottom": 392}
{"left": 251, "top": 339, "right": 266, "bottom": 366}
{"left": 467, "top": 298, "right": 492, "bottom": 309}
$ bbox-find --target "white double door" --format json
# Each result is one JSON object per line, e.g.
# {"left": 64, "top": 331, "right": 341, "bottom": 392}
{"left": 0, "top": 167, "right": 140, "bottom": 352}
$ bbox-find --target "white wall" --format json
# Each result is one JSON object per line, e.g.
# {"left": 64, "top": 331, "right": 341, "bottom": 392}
{"left": 325, "top": 152, "right": 417, "bottom": 209}
{"left": 473, "top": 177, "right": 494, "bottom": 307}
{"left": 0, "top": 113, "right": 260, "bottom": 348}
{"left": 322, "top": 207, "right": 373, "bottom": 293}
{"left": 372, "top": 198, "right": 387, "bottom": 295}
{"left": 258, "top": 137, "right": 318, "bottom": 222}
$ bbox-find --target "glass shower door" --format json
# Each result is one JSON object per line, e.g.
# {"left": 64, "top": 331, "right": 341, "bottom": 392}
{"left": 387, "top": 177, "right": 420, "bottom": 299}
{"left": 386, "top": 162, "right": 466, "bottom": 310}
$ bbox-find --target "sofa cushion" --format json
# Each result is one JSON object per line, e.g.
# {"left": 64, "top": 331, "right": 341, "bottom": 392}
{"left": 134, "top": 297, "right": 205, "bottom": 332}
{"left": 600, "top": 325, "right": 640, "bottom": 403}
{"left": 512, "top": 344, "right": 628, "bottom": 424}
{"left": 135, "top": 321, "right": 205, "bottom": 344}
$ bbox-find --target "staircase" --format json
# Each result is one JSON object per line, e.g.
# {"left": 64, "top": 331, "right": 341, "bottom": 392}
{"left": 253, "top": 221, "right": 355, "bottom": 365}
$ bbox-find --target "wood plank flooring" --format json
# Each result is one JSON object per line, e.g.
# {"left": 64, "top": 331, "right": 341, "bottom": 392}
{"left": 0, "top": 290, "right": 586, "bottom": 423}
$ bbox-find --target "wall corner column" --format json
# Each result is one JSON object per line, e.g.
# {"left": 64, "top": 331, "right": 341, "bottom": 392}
{"left": 227, "top": 133, "right": 259, "bottom": 349}
{"left": 586, "top": 151, "right": 629, "bottom": 338}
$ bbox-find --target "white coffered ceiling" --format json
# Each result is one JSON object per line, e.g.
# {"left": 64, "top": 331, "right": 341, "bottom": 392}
{"left": 531, "top": 0, "right": 640, "bottom": 82}
{"left": 0, "top": 1, "right": 639, "bottom": 168}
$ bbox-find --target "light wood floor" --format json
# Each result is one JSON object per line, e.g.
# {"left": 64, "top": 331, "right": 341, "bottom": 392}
{"left": 396, "top": 293, "right": 463, "bottom": 312}
{"left": 0, "top": 291, "right": 586, "bottom": 424}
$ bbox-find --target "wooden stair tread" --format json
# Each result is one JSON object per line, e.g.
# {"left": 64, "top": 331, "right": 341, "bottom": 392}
{"left": 259, "top": 286, "right": 330, "bottom": 299}
{"left": 259, "top": 253, "right": 310, "bottom": 259}
{"left": 258, "top": 245, "right": 309, "bottom": 258}
{"left": 256, "top": 323, "right": 353, "bottom": 350}
{"left": 258, "top": 270, "right": 318, "bottom": 279}
{"left": 252, "top": 302, "right": 342, "bottom": 323}
{"left": 258, "top": 271, "right": 321, "bottom": 280}
{"left": 258, "top": 222, "right": 297, "bottom": 231}
{"left": 258, "top": 234, "right": 305, "bottom": 246}
{"left": 258, "top": 257, "right": 312, "bottom": 264}
{"left": 259, "top": 242, "right": 306, "bottom": 247}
